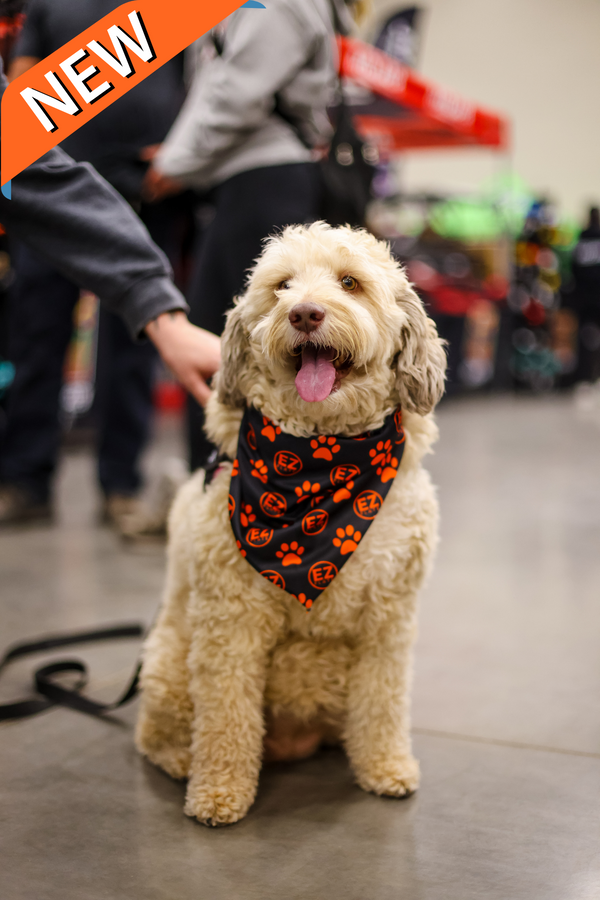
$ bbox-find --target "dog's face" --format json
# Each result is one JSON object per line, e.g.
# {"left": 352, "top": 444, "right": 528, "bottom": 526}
{"left": 217, "top": 223, "right": 446, "bottom": 434}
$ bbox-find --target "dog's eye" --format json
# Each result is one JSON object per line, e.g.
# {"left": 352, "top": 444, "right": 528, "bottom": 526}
{"left": 341, "top": 275, "right": 358, "bottom": 292}
{"left": 278, "top": 280, "right": 291, "bottom": 290}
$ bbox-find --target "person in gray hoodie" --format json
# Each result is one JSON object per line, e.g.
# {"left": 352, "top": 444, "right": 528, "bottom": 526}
{"left": 143, "top": 0, "right": 356, "bottom": 469}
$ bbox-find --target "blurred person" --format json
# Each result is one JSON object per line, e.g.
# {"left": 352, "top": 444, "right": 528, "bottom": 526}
{"left": 0, "top": 0, "right": 188, "bottom": 529}
{"left": 565, "top": 207, "right": 600, "bottom": 383}
{"left": 0, "top": 62, "right": 220, "bottom": 525}
{"left": 143, "top": 0, "right": 360, "bottom": 471}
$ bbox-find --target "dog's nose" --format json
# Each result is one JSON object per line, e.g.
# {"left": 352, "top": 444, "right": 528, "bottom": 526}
{"left": 288, "top": 303, "right": 325, "bottom": 334}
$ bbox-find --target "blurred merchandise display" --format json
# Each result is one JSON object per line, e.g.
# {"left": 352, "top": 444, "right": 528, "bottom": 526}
{"left": 368, "top": 189, "right": 588, "bottom": 395}
{"left": 60, "top": 296, "right": 186, "bottom": 420}
{"left": 60, "top": 291, "right": 99, "bottom": 428}
{"left": 403, "top": 221, "right": 510, "bottom": 392}
{"left": 338, "top": 28, "right": 511, "bottom": 393}
{"left": 340, "top": 29, "right": 600, "bottom": 396}
{"left": 368, "top": 191, "right": 512, "bottom": 393}
{"left": 508, "top": 200, "right": 578, "bottom": 391}
{"left": 459, "top": 299, "right": 502, "bottom": 389}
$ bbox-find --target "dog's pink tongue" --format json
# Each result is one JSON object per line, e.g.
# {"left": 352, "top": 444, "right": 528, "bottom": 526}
{"left": 295, "top": 345, "right": 336, "bottom": 403}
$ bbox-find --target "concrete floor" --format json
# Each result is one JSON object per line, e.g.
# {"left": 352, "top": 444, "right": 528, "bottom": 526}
{"left": 1, "top": 395, "right": 599, "bottom": 900}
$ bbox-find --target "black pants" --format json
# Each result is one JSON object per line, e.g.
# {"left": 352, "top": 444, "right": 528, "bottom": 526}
{"left": 0, "top": 243, "right": 157, "bottom": 502}
{"left": 187, "top": 162, "right": 321, "bottom": 469}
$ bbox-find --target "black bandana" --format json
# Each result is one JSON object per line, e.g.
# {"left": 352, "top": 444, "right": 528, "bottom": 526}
{"left": 229, "top": 406, "right": 405, "bottom": 611}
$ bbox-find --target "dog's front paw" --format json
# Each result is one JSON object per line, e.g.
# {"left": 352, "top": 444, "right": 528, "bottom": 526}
{"left": 354, "top": 754, "right": 420, "bottom": 798}
{"left": 135, "top": 715, "right": 191, "bottom": 780}
{"left": 184, "top": 779, "right": 256, "bottom": 826}
{"left": 140, "top": 744, "right": 191, "bottom": 781}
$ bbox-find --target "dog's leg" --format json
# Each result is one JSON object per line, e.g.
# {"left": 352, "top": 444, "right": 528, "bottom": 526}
{"left": 135, "top": 551, "right": 193, "bottom": 780}
{"left": 184, "top": 595, "right": 283, "bottom": 826}
{"left": 263, "top": 636, "right": 350, "bottom": 760}
{"left": 344, "top": 599, "right": 420, "bottom": 798}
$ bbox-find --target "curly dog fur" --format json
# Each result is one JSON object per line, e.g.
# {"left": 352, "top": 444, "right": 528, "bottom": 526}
{"left": 136, "top": 223, "right": 446, "bottom": 826}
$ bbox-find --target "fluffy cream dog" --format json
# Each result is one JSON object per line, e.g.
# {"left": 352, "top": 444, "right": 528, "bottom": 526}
{"left": 135, "top": 222, "right": 446, "bottom": 826}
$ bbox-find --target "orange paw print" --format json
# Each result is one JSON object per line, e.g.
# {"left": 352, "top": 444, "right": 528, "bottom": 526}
{"left": 239, "top": 503, "right": 256, "bottom": 528}
{"left": 294, "top": 480, "right": 321, "bottom": 503}
{"left": 295, "top": 592, "right": 313, "bottom": 610}
{"left": 379, "top": 458, "right": 399, "bottom": 482}
{"left": 276, "top": 541, "right": 304, "bottom": 566}
{"left": 310, "top": 435, "right": 341, "bottom": 461}
{"left": 231, "top": 459, "right": 239, "bottom": 477}
{"left": 236, "top": 539, "right": 247, "bottom": 558}
{"left": 332, "top": 525, "right": 362, "bottom": 555}
{"left": 369, "top": 439, "right": 399, "bottom": 482}
{"left": 369, "top": 439, "right": 393, "bottom": 467}
{"left": 250, "top": 458, "right": 269, "bottom": 483}
{"left": 333, "top": 480, "right": 354, "bottom": 503}
{"left": 261, "top": 417, "right": 282, "bottom": 442}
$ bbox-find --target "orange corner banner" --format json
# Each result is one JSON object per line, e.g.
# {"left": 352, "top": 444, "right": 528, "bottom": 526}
{"left": 1, "top": 0, "right": 252, "bottom": 185}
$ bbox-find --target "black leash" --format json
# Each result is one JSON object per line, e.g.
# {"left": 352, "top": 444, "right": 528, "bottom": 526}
{"left": 0, "top": 623, "right": 144, "bottom": 721}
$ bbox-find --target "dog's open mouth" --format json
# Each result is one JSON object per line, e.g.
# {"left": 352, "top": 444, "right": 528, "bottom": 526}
{"left": 294, "top": 344, "right": 353, "bottom": 403}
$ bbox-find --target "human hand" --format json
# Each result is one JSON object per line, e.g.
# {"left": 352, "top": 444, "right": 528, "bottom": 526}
{"left": 142, "top": 165, "right": 184, "bottom": 203}
{"left": 139, "top": 144, "right": 162, "bottom": 162}
{"left": 145, "top": 311, "right": 221, "bottom": 406}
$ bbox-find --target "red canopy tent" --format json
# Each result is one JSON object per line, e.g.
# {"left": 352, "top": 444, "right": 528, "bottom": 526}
{"left": 338, "top": 36, "right": 509, "bottom": 154}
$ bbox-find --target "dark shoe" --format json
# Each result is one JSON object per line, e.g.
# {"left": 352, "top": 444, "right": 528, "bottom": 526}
{"left": 102, "top": 458, "right": 188, "bottom": 541}
{"left": 101, "top": 493, "right": 164, "bottom": 541}
{"left": 101, "top": 493, "right": 142, "bottom": 530}
{"left": 0, "top": 484, "right": 53, "bottom": 526}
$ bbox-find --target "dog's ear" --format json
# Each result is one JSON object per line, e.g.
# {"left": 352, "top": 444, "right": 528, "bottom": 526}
{"left": 216, "top": 301, "right": 250, "bottom": 408}
{"left": 394, "top": 284, "right": 447, "bottom": 415}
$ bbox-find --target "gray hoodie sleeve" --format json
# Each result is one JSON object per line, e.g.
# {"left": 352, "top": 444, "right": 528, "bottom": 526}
{"left": 0, "top": 65, "right": 188, "bottom": 339}
{"left": 156, "top": 0, "right": 337, "bottom": 187}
